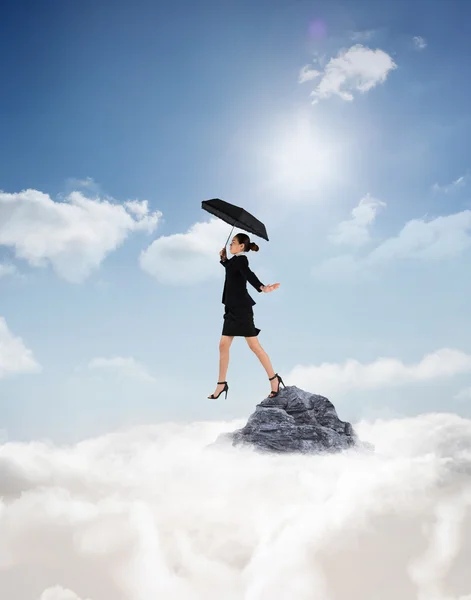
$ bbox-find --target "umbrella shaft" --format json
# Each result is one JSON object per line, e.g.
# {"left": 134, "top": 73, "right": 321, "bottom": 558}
{"left": 224, "top": 225, "right": 235, "bottom": 248}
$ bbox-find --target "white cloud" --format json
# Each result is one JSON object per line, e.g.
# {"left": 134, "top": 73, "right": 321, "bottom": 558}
{"left": 88, "top": 356, "right": 156, "bottom": 383}
{"left": 300, "top": 44, "right": 397, "bottom": 103}
{"left": 0, "top": 317, "right": 41, "bottom": 378}
{"left": 433, "top": 174, "right": 467, "bottom": 193}
{"left": 314, "top": 253, "right": 361, "bottom": 282}
{"left": 329, "top": 194, "right": 386, "bottom": 247}
{"left": 298, "top": 65, "right": 321, "bottom": 84}
{"left": 350, "top": 30, "right": 376, "bottom": 42}
{"left": 413, "top": 36, "right": 427, "bottom": 50}
{"left": 454, "top": 387, "right": 471, "bottom": 402}
{"left": 367, "top": 210, "right": 471, "bottom": 263}
{"left": 39, "top": 587, "right": 90, "bottom": 600}
{"left": 0, "top": 263, "right": 17, "bottom": 279}
{"left": 287, "top": 348, "right": 471, "bottom": 397}
{"left": 0, "top": 415, "right": 471, "bottom": 600}
{"left": 66, "top": 177, "right": 99, "bottom": 191}
{"left": 315, "top": 209, "right": 471, "bottom": 280}
{"left": 140, "top": 217, "right": 231, "bottom": 284}
{"left": 124, "top": 199, "right": 152, "bottom": 218}
{"left": 0, "top": 189, "right": 161, "bottom": 283}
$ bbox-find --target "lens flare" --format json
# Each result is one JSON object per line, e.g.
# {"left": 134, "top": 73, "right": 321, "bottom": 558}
{"left": 308, "top": 18, "right": 327, "bottom": 39}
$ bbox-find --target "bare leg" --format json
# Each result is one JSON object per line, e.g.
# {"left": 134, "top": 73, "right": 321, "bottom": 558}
{"left": 245, "top": 336, "right": 278, "bottom": 393}
{"left": 209, "top": 336, "right": 234, "bottom": 398}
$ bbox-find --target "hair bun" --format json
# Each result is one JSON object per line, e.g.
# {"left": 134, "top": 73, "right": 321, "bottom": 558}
{"left": 249, "top": 242, "right": 260, "bottom": 252}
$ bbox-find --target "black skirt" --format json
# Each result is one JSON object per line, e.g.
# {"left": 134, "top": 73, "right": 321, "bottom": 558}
{"left": 222, "top": 305, "right": 260, "bottom": 337}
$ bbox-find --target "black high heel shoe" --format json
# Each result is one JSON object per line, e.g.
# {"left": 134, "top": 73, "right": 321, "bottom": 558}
{"left": 208, "top": 381, "right": 229, "bottom": 399}
{"left": 268, "top": 373, "right": 285, "bottom": 398}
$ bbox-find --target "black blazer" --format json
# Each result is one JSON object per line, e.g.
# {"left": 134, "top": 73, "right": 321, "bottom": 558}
{"left": 220, "top": 255, "right": 265, "bottom": 308}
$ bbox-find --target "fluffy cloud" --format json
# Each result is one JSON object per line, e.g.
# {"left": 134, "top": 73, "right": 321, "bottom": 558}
{"left": 315, "top": 209, "right": 471, "bottom": 280}
{"left": 367, "top": 210, "right": 471, "bottom": 263}
{"left": 314, "top": 253, "right": 361, "bottom": 282}
{"left": 140, "top": 217, "right": 231, "bottom": 284}
{"left": 65, "top": 177, "right": 100, "bottom": 192}
{"left": 454, "top": 387, "right": 471, "bottom": 402}
{"left": 0, "top": 415, "right": 471, "bottom": 600}
{"left": 39, "top": 587, "right": 90, "bottom": 600}
{"left": 287, "top": 348, "right": 471, "bottom": 397}
{"left": 433, "top": 174, "right": 467, "bottom": 193}
{"left": 88, "top": 356, "right": 156, "bottom": 383}
{"left": 0, "top": 263, "right": 17, "bottom": 279}
{"left": 350, "top": 30, "right": 376, "bottom": 42}
{"left": 298, "top": 65, "right": 321, "bottom": 84}
{"left": 328, "top": 194, "right": 386, "bottom": 247}
{"left": 413, "top": 36, "right": 427, "bottom": 50}
{"left": 0, "top": 317, "right": 41, "bottom": 378}
{"left": 300, "top": 44, "right": 397, "bottom": 103}
{"left": 0, "top": 189, "right": 161, "bottom": 283}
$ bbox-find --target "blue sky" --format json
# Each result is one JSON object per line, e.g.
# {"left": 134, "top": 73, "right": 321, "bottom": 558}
{"left": 2, "top": 0, "right": 471, "bottom": 442}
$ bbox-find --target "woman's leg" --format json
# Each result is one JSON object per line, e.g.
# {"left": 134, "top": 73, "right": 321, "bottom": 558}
{"left": 209, "top": 335, "right": 234, "bottom": 398}
{"left": 245, "top": 336, "right": 278, "bottom": 393}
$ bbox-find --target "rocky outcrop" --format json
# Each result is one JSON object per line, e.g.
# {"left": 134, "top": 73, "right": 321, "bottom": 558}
{"left": 216, "top": 385, "right": 362, "bottom": 454}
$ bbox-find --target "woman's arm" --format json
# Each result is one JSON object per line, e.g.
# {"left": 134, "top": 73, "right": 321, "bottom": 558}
{"left": 236, "top": 256, "right": 280, "bottom": 293}
{"left": 236, "top": 255, "right": 265, "bottom": 292}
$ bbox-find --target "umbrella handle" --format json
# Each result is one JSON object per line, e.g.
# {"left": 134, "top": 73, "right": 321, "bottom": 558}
{"left": 224, "top": 224, "right": 235, "bottom": 248}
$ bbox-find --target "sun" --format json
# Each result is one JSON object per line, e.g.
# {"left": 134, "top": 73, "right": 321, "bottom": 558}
{"left": 258, "top": 111, "right": 338, "bottom": 195}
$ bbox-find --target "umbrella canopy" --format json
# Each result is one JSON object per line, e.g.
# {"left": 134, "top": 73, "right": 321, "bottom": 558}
{"left": 201, "top": 198, "right": 269, "bottom": 242}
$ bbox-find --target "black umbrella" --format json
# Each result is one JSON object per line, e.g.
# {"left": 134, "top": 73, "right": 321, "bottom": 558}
{"left": 201, "top": 198, "right": 269, "bottom": 248}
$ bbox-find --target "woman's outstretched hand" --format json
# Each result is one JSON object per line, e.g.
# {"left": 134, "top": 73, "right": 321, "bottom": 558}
{"left": 219, "top": 248, "right": 227, "bottom": 261}
{"left": 261, "top": 283, "right": 280, "bottom": 293}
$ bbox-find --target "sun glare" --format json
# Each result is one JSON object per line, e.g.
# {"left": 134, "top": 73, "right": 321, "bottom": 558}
{"left": 260, "top": 112, "right": 338, "bottom": 196}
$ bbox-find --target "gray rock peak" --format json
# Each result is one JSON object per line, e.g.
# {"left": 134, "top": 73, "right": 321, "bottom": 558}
{"left": 217, "top": 385, "right": 360, "bottom": 454}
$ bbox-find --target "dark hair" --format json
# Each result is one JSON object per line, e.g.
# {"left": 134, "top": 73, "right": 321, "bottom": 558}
{"left": 234, "top": 232, "right": 259, "bottom": 252}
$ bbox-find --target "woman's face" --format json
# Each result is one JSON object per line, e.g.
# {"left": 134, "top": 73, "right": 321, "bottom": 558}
{"left": 229, "top": 237, "right": 245, "bottom": 255}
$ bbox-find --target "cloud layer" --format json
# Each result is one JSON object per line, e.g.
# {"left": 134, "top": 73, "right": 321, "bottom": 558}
{"left": 39, "top": 587, "right": 90, "bottom": 600}
{"left": 0, "top": 264, "right": 17, "bottom": 279}
{"left": 454, "top": 387, "right": 471, "bottom": 402}
{"left": 287, "top": 348, "right": 471, "bottom": 397}
{"left": 1, "top": 415, "right": 471, "bottom": 600}
{"left": 88, "top": 356, "right": 156, "bottom": 383}
{"left": 413, "top": 36, "right": 427, "bottom": 50}
{"left": 367, "top": 210, "right": 471, "bottom": 263}
{"left": 140, "top": 218, "right": 231, "bottom": 284}
{"left": 300, "top": 44, "right": 397, "bottom": 103}
{"left": 0, "top": 317, "right": 41, "bottom": 378}
{"left": 0, "top": 189, "right": 161, "bottom": 282}
{"left": 433, "top": 174, "right": 467, "bottom": 194}
{"left": 328, "top": 194, "right": 386, "bottom": 247}
{"left": 316, "top": 209, "right": 471, "bottom": 280}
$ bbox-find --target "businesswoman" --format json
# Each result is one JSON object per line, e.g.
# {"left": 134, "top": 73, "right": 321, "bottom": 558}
{"left": 208, "top": 232, "right": 284, "bottom": 400}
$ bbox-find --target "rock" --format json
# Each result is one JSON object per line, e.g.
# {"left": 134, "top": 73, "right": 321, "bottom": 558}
{"left": 216, "top": 385, "right": 363, "bottom": 454}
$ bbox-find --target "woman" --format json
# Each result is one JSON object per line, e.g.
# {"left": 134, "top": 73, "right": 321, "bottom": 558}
{"left": 208, "top": 232, "right": 284, "bottom": 400}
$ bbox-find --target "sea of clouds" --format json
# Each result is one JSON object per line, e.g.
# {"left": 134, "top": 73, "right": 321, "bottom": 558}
{"left": 1, "top": 412, "right": 471, "bottom": 600}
